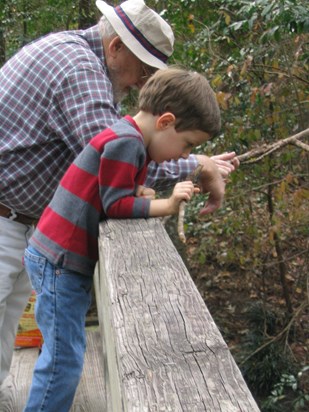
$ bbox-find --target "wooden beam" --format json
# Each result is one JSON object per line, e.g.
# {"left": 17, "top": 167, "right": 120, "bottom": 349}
{"left": 97, "top": 218, "right": 260, "bottom": 411}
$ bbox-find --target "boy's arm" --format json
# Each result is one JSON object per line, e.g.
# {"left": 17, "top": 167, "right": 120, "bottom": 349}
{"left": 99, "top": 138, "right": 151, "bottom": 218}
{"left": 99, "top": 138, "right": 198, "bottom": 219}
{"left": 136, "top": 183, "right": 198, "bottom": 217}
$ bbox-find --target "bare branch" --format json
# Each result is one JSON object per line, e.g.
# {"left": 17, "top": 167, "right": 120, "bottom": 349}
{"left": 238, "top": 128, "right": 309, "bottom": 164}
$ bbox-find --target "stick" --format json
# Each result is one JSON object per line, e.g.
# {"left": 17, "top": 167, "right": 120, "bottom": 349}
{"left": 178, "top": 202, "right": 187, "bottom": 243}
{"left": 178, "top": 165, "right": 203, "bottom": 244}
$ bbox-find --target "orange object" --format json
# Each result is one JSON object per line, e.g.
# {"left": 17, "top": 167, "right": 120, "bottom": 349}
{"left": 15, "top": 291, "right": 43, "bottom": 348}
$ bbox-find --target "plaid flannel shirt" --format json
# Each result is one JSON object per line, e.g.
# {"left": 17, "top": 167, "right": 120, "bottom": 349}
{"left": 0, "top": 25, "right": 197, "bottom": 218}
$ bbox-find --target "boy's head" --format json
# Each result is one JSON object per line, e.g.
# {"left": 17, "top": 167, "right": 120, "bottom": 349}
{"left": 138, "top": 67, "right": 221, "bottom": 137}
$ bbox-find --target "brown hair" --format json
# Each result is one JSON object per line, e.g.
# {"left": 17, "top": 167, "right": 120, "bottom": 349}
{"left": 138, "top": 67, "right": 221, "bottom": 137}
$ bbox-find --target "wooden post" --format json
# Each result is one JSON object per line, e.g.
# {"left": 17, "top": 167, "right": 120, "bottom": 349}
{"left": 96, "top": 218, "right": 260, "bottom": 411}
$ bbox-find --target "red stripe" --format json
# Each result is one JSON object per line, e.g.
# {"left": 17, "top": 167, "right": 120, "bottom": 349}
{"left": 107, "top": 196, "right": 134, "bottom": 218}
{"left": 60, "top": 164, "right": 101, "bottom": 211}
{"left": 99, "top": 158, "right": 139, "bottom": 189}
{"left": 37, "top": 207, "right": 98, "bottom": 259}
{"left": 90, "top": 129, "right": 116, "bottom": 151}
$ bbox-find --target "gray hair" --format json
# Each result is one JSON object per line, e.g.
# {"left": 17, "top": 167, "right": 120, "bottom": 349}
{"left": 98, "top": 16, "right": 118, "bottom": 39}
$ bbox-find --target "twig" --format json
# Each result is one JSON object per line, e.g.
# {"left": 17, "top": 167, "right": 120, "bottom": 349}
{"left": 178, "top": 164, "right": 203, "bottom": 244}
{"left": 238, "top": 128, "right": 309, "bottom": 164}
{"left": 178, "top": 202, "right": 187, "bottom": 243}
{"left": 239, "top": 301, "right": 308, "bottom": 366}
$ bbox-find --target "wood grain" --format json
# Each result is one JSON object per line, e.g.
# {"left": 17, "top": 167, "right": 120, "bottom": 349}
{"left": 97, "top": 218, "right": 260, "bottom": 411}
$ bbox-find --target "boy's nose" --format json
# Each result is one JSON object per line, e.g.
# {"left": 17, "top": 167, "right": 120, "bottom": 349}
{"left": 181, "top": 150, "right": 190, "bottom": 159}
{"left": 136, "top": 78, "right": 147, "bottom": 89}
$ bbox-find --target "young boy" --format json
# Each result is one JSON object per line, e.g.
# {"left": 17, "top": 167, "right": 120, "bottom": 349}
{"left": 23, "top": 68, "right": 221, "bottom": 411}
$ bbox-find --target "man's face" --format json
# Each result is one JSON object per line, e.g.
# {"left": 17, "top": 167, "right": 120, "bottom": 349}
{"left": 107, "top": 40, "right": 156, "bottom": 103}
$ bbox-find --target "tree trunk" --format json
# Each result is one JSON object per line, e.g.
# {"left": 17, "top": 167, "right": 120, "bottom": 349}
{"left": 79, "top": 0, "right": 97, "bottom": 29}
{"left": 0, "top": 28, "right": 5, "bottom": 66}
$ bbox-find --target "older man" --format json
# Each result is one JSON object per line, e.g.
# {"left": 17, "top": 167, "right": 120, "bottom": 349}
{"left": 0, "top": 0, "right": 238, "bottom": 394}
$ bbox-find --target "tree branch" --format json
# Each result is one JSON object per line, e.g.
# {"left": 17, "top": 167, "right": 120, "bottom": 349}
{"left": 239, "top": 301, "right": 308, "bottom": 366}
{"left": 177, "top": 128, "right": 309, "bottom": 242}
{"left": 238, "top": 128, "right": 309, "bottom": 164}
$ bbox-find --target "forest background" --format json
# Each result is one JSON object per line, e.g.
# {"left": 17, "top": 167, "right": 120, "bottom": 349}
{"left": 0, "top": 1, "right": 308, "bottom": 410}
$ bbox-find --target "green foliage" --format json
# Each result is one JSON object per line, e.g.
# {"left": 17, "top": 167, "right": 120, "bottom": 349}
{"left": 178, "top": 0, "right": 309, "bottom": 302}
{"left": 0, "top": 1, "right": 84, "bottom": 61}
{"left": 262, "top": 367, "right": 309, "bottom": 411}
{"left": 0, "top": 1, "right": 308, "bottom": 409}
{"left": 239, "top": 303, "right": 294, "bottom": 397}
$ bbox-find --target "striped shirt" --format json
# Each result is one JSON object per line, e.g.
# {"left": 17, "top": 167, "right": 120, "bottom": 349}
{"left": 30, "top": 116, "right": 150, "bottom": 277}
{"left": 0, "top": 25, "right": 197, "bottom": 218}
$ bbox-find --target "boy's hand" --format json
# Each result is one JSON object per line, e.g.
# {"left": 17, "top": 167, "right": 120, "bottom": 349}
{"left": 168, "top": 181, "right": 200, "bottom": 215}
{"left": 136, "top": 185, "right": 156, "bottom": 199}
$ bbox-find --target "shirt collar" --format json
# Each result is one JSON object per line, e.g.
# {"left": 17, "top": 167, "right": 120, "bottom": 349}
{"left": 79, "top": 25, "right": 105, "bottom": 66}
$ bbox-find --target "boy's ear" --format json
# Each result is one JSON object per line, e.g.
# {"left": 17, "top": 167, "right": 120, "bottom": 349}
{"left": 108, "top": 36, "right": 124, "bottom": 57}
{"left": 156, "top": 113, "right": 176, "bottom": 130}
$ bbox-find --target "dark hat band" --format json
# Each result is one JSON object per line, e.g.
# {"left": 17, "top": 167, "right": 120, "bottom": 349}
{"left": 115, "top": 5, "right": 168, "bottom": 63}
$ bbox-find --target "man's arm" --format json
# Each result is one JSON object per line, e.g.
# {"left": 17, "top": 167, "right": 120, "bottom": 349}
{"left": 145, "top": 152, "right": 238, "bottom": 214}
{"left": 194, "top": 156, "right": 226, "bottom": 215}
{"left": 145, "top": 152, "right": 239, "bottom": 189}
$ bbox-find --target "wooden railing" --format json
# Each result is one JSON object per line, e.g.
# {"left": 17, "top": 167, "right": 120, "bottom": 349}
{"left": 95, "top": 218, "right": 260, "bottom": 411}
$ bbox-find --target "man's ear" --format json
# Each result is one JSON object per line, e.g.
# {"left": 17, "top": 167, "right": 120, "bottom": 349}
{"left": 156, "top": 112, "right": 176, "bottom": 130}
{"left": 108, "top": 36, "right": 125, "bottom": 57}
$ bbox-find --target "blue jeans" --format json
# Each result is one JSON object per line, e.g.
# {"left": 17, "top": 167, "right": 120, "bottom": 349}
{"left": 23, "top": 246, "right": 93, "bottom": 412}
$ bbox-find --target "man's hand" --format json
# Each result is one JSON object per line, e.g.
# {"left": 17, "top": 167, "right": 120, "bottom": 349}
{"left": 207, "top": 152, "right": 240, "bottom": 180}
{"left": 194, "top": 156, "right": 226, "bottom": 215}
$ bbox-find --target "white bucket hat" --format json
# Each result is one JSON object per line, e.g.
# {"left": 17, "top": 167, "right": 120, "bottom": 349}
{"left": 96, "top": 0, "right": 174, "bottom": 69}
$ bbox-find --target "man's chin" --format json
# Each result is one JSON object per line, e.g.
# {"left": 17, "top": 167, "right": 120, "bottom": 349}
{"left": 112, "top": 87, "right": 127, "bottom": 104}
{"left": 108, "top": 71, "right": 126, "bottom": 104}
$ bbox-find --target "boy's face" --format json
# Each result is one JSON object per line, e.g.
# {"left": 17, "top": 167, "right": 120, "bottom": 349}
{"left": 148, "top": 126, "right": 210, "bottom": 164}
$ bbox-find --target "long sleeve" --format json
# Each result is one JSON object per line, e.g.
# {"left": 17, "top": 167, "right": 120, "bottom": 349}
{"left": 96, "top": 133, "right": 150, "bottom": 218}
{"left": 145, "top": 155, "right": 199, "bottom": 191}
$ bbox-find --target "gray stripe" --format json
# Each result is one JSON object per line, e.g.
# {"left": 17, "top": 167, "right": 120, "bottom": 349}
{"left": 74, "top": 144, "right": 100, "bottom": 176}
{"left": 50, "top": 186, "right": 100, "bottom": 234}
{"left": 30, "top": 233, "right": 95, "bottom": 277}
{"left": 132, "top": 198, "right": 150, "bottom": 218}
{"left": 100, "top": 185, "right": 133, "bottom": 214}
{"left": 103, "top": 135, "right": 145, "bottom": 165}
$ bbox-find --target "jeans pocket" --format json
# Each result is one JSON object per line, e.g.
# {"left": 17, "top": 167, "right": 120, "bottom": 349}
{"left": 24, "top": 247, "right": 47, "bottom": 295}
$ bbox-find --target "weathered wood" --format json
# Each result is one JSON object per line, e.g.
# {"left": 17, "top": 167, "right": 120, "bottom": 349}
{"left": 0, "top": 331, "right": 107, "bottom": 411}
{"left": 97, "top": 218, "right": 260, "bottom": 411}
{"left": 0, "top": 347, "right": 39, "bottom": 411}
